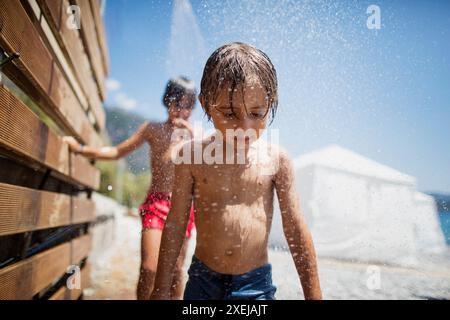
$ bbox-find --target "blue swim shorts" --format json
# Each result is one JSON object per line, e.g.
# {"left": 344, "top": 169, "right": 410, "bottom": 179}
{"left": 183, "top": 255, "right": 277, "bottom": 300}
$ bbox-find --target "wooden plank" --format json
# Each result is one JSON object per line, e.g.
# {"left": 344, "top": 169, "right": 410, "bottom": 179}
{"left": 72, "top": 196, "right": 96, "bottom": 224}
{"left": 0, "top": 84, "right": 70, "bottom": 176}
{"left": 37, "top": 0, "right": 106, "bottom": 130}
{"left": 0, "top": 84, "right": 100, "bottom": 190}
{"left": 0, "top": 182, "right": 71, "bottom": 236}
{"left": 0, "top": 242, "right": 71, "bottom": 300}
{"left": 81, "top": 262, "right": 91, "bottom": 288}
{"left": 48, "top": 285, "right": 67, "bottom": 300}
{"left": 71, "top": 153, "right": 100, "bottom": 190}
{"left": 71, "top": 234, "right": 92, "bottom": 265}
{"left": 26, "top": 0, "right": 89, "bottom": 115}
{"left": 0, "top": 0, "right": 102, "bottom": 147}
{"left": 72, "top": 0, "right": 107, "bottom": 100}
{"left": 89, "top": 0, "right": 110, "bottom": 76}
{"left": 48, "top": 263, "right": 90, "bottom": 300}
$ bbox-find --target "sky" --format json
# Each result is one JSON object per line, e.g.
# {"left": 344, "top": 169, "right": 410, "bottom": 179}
{"left": 103, "top": 0, "right": 450, "bottom": 193}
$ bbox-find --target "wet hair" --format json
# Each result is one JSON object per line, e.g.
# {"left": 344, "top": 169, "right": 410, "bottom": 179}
{"left": 199, "top": 42, "right": 278, "bottom": 124}
{"left": 162, "top": 76, "right": 197, "bottom": 109}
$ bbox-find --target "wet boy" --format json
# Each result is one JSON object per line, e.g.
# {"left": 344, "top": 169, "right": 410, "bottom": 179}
{"left": 150, "top": 43, "right": 322, "bottom": 300}
{"left": 64, "top": 76, "right": 197, "bottom": 300}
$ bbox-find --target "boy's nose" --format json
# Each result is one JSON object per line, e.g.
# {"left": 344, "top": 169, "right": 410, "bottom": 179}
{"left": 240, "top": 118, "right": 255, "bottom": 131}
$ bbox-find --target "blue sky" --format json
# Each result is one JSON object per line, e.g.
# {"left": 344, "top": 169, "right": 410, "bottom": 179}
{"left": 103, "top": 0, "right": 450, "bottom": 193}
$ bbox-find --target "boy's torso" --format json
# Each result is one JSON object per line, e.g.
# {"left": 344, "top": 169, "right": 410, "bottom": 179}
{"left": 190, "top": 138, "right": 280, "bottom": 275}
{"left": 146, "top": 122, "right": 187, "bottom": 193}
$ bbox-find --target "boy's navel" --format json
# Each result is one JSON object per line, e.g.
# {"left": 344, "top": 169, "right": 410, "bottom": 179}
{"left": 225, "top": 249, "right": 233, "bottom": 256}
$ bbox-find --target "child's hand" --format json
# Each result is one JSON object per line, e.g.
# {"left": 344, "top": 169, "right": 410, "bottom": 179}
{"left": 172, "top": 118, "right": 194, "bottom": 137}
{"left": 62, "top": 136, "right": 82, "bottom": 153}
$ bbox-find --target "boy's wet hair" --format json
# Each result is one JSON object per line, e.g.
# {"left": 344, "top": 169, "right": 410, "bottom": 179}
{"left": 162, "top": 76, "right": 197, "bottom": 109}
{"left": 199, "top": 42, "right": 278, "bottom": 123}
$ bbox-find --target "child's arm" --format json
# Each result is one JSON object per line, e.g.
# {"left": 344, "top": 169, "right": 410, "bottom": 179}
{"left": 63, "top": 122, "right": 151, "bottom": 160}
{"left": 150, "top": 153, "right": 194, "bottom": 300}
{"left": 274, "top": 149, "right": 322, "bottom": 300}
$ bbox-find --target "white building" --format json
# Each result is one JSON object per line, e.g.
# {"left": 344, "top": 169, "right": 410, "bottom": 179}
{"left": 269, "top": 145, "right": 447, "bottom": 266}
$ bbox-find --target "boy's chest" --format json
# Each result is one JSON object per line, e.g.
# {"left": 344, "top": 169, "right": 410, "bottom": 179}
{"left": 149, "top": 129, "right": 183, "bottom": 156}
{"left": 192, "top": 163, "right": 274, "bottom": 198}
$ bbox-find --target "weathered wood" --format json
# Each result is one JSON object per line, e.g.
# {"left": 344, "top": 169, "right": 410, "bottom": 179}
{"left": 0, "top": 0, "right": 102, "bottom": 147}
{"left": 0, "top": 242, "right": 71, "bottom": 300}
{"left": 48, "top": 263, "right": 90, "bottom": 300}
{"left": 48, "top": 285, "right": 66, "bottom": 300}
{"left": 71, "top": 234, "right": 92, "bottom": 265}
{"left": 71, "top": 153, "right": 100, "bottom": 190}
{"left": 72, "top": 0, "right": 107, "bottom": 101}
{"left": 37, "top": 0, "right": 106, "bottom": 130}
{"left": 0, "top": 84, "right": 70, "bottom": 176}
{"left": 89, "top": 0, "right": 110, "bottom": 76}
{"left": 0, "top": 84, "right": 100, "bottom": 190}
{"left": 72, "top": 196, "right": 96, "bottom": 224}
{"left": 0, "top": 182, "right": 71, "bottom": 236}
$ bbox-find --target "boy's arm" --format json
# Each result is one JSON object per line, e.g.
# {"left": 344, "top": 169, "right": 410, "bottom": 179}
{"left": 63, "top": 122, "right": 151, "bottom": 160}
{"left": 274, "top": 149, "right": 322, "bottom": 300}
{"left": 150, "top": 155, "right": 193, "bottom": 300}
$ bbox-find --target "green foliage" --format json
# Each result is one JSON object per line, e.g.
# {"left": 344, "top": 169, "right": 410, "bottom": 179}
{"left": 96, "top": 160, "right": 118, "bottom": 198}
{"left": 96, "top": 160, "right": 151, "bottom": 208}
{"left": 96, "top": 106, "right": 158, "bottom": 208}
{"left": 122, "top": 169, "right": 151, "bottom": 208}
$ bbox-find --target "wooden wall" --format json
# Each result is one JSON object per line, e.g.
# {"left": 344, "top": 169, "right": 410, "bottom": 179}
{"left": 0, "top": 0, "right": 109, "bottom": 300}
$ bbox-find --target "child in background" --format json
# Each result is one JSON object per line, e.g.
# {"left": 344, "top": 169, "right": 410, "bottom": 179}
{"left": 150, "top": 43, "right": 322, "bottom": 300}
{"left": 63, "top": 76, "right": 197, "bottom": 300}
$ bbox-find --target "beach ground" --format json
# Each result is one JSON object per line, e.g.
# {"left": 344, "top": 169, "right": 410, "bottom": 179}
{"left": 84, "top": 211, "right": 450, "bottom": 300}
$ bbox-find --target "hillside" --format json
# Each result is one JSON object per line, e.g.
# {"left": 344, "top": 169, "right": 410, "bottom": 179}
{"left": 105, "top": 107, "right": 150, "bottom": 173}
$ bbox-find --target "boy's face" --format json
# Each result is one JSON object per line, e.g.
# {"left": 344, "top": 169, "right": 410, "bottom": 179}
{"left": 201, "top": 83, "right": 270, "bottom": 148}
{"left": 168, "top": 95, "right": 194, "bottom": 121}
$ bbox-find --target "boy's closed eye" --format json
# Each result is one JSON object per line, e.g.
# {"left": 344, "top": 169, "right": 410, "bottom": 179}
{"left": 216, "top": 107, "right": 268, "bottom": 120}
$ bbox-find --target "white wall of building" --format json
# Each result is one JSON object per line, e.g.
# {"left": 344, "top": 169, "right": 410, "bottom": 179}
{"left": 269, "top": 145, "right": 447, "bottom": 267}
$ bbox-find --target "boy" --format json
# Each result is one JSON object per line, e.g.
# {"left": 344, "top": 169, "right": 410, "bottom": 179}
{"left": 150, "top": 43, "right": 322, "bottom": 300}
{"left": 63, "top": 76, "right": 197, "bottom": 300}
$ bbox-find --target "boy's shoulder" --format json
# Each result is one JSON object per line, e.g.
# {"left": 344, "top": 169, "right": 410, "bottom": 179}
{"left": 145, "top": 121, "right": 169, "bottom": 137}
{"left": 253, "top": 140, "right": 294, "bottom": 178}
{"left": 146, "top": 120, "right": 164, "bottom": 129}
{"left": 272, "top": 145, "right": 296, "bottom": 183}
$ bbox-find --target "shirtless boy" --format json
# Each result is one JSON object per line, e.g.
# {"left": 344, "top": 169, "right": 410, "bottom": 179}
{"left": 150, "top": 43, "right": 322, "bottom": 300}
{"left": 63, "top": 76, "right": 197, "bottom": 299}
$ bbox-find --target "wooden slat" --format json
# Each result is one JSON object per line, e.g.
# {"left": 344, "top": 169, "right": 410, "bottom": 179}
{"left": 81, "top": 262, "right": 91, "bottom": 288}
{"left": 73, "top": 0, "right": 107, "bottom": 100}
{"left": 48, "top": 285, "right": 67, "bottom": 300}
{"left": 0, "top": 242, "right": 71, "bottom": 300}
{"left": 72, "top": 196, "right": 96, "bottom": 224}
{"left": 0, "top": 182, "right": 71, "bottom": 236}
{"left": 0, "top": 84, "right": 100, "bottom": 190}
{"left": 89, "top": 0, "right": 109, "bottom": 75}
{"left": 0, "top": 0, "right": 102, "bottom": 147}
{"left": 0, "top": 84, "right": 70, "bottom": 176}
{"left": 71, "top": 234, "right": 92, "bottom": 265}
{"left": 71, "top": 153, "right": 100, "bottom": 190}
{"left": 48, "top": 263, "right": 90, "bottom": 300}
{"left": 37, "top": 0, "right": 106, "bottom": 130}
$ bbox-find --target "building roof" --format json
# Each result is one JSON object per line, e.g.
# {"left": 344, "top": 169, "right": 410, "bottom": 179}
{"left": 294, "top": 145, "right": 416, "bottom": 185}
